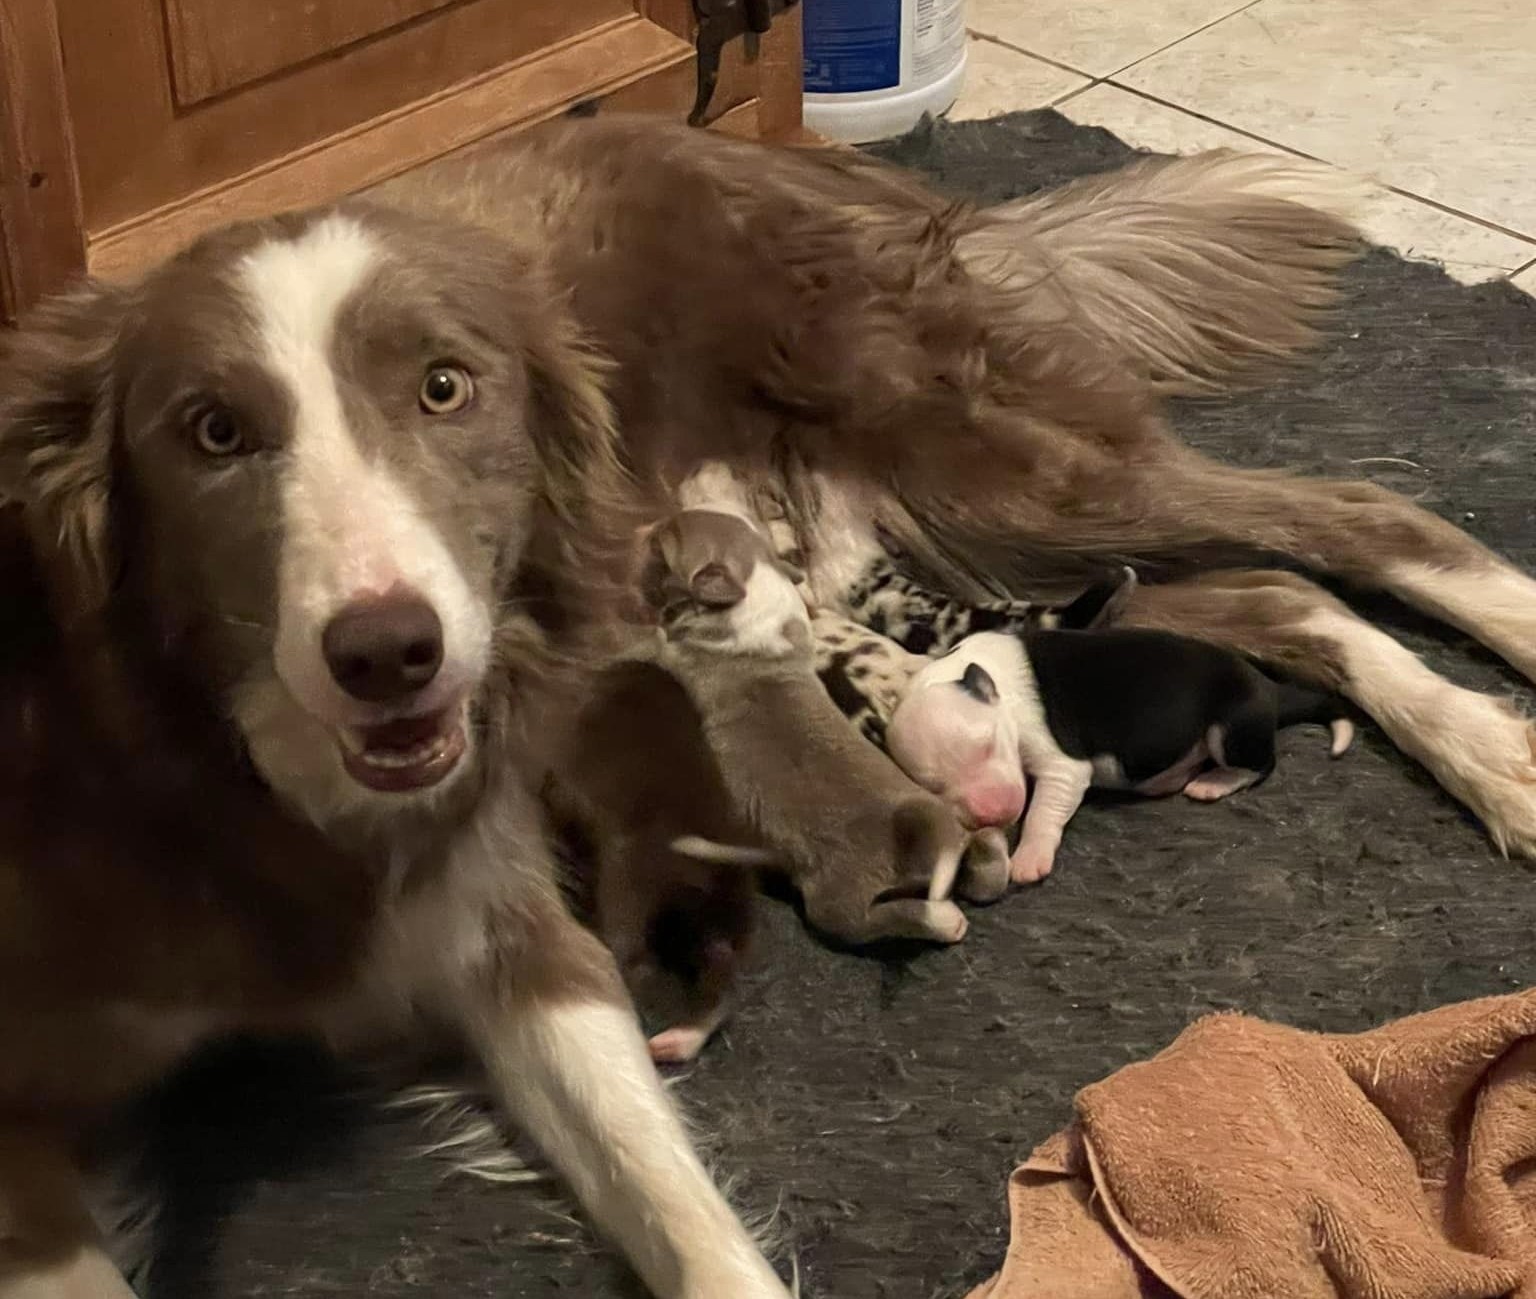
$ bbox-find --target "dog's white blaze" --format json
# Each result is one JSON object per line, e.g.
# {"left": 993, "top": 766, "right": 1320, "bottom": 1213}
{"left": 237, "top": 215, "right": 490, "bottom": 727}
{"left": 1300, "top": 607, "right": 1536, "bottom": 855}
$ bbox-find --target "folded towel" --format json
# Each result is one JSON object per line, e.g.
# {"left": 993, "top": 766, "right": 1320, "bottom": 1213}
{"left": 970, "top": 991, "right": 1536, "bottom": 1298}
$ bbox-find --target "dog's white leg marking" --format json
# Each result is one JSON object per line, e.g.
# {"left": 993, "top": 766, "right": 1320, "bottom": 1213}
{"left": 1388, "top": 561, "right": 1536, "bottom": 685}
{"left": 236, "top": 216, "right": 491, "bottom": 731}
{"left": 1301, "top": 606, "right": 1536, "bottom": 855}
{"left": 469, "top": 996, "right": 787, "bottom": 1298}
{"left": 1009, "top": 760, "right": 1092, "bottom": 884}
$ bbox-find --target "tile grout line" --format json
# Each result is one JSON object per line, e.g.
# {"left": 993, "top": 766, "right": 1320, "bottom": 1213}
{"left": 1103, "top": 0, "right": 1267, "bottom": 81}
{"left": 957, "top": 29, "right": 1536, "bottom": 258}
{"left": 968, "top": 0, "right": 1265, "bottom": 86}
{"left": 1510, "top": 257, "right": 1536, "bottom": 280}
{"left": 964, "top": 30, "right": 1094, "bottom": 81}
{"left": 1086, "top": 82, "right": 1536, "bottom": 250}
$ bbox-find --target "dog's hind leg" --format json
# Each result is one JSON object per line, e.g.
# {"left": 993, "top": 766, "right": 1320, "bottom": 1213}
{"left": 1120, "top": 569, "right": 1536, "bottom": 857}
{"left": 0, "top": 1132, "right": 137, "bottom": 1299}
{"left": 1138, "top": 461, "right": 1536, "bottom": 687}
{"left": 457, "top": 890, "right": 788, "bottom": 1299}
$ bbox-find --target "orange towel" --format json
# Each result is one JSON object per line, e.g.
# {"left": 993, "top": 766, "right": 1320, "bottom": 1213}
{"left": 971, "top": 991, "right": 1536, "bottom": 1299}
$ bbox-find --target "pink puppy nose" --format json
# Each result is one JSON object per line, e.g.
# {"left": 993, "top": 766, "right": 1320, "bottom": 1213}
{"left": 960, "top": 782, "right": 1027, "bottom": 829}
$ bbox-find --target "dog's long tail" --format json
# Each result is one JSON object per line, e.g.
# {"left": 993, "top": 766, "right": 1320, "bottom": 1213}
{"left": 955, "top": 151, "right": 1370, "bottom": 396}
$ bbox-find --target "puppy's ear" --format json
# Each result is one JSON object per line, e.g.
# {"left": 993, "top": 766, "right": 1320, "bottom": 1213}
{"left": 690, "top": 561, "right": 746, "bottom": 609}
{"left": 0, "top": 282, "right": 129, "bottom": 622}
{"left": 1055, "top": 566, "right": 1139, "bottom": 630}
{"left": 958, "top": 662, "right": 999, "bottom": 705}
{"left": 636, "top": 520, "right": 684, "bottom": 615}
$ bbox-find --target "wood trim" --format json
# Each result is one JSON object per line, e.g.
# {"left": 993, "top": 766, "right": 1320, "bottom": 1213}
{"left": 639, "top": 0, "right": 695, "bottom": 40}
{"left": 87, "top": 16, "right": 693, "bottom": 281}
{"left": 755, "top": 3, "right": 804, "bottom": 140}
{"left": 697, "top": 3, "right": 805, "bottom": 139}
{"left": 0, "top": 0, "right": 86, "bottom": 321}
{"left": 709, "top": 99, "right": 762, "bottom": 138}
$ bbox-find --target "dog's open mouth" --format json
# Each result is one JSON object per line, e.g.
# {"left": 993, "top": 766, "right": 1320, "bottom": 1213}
{"left": 338, "top": 704, "right": 468, "bottom": 793}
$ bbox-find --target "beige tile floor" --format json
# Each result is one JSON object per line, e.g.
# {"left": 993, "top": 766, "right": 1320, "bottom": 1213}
{"left": 948, "top": 0, "right": 1536, "bottom": 292}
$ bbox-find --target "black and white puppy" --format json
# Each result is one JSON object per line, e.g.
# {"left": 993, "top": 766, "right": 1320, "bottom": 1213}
{"left": 885, "top": 627, "right": 1354, "bottom": 885}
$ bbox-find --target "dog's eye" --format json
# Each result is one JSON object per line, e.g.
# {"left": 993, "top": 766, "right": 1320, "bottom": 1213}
{"left": 193, "top": 406, "right": 244, "bottom": 457}
{"left": 419, "top": 364, "right": 473, "bottom": 414}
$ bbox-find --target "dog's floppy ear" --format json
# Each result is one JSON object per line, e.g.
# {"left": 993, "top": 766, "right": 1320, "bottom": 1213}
{"left": 0, "top": 282, "right": 129, "bottom": 621}
{"left": 958, "top": 662, "right": 999, "bottom": 705}
{"left": 689, "top": 561, "right": 746, "bottom": 609}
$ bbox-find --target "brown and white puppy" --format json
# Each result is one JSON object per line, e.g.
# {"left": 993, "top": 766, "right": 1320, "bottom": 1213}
{"left": 0, "top": 207, "right": 785, "bottom": 1299}
{"left": 552, "top": 658, "right": 759, "bottom": 1065}
{"left": 643, "top": 507, "right": 1010, "bottom": 944}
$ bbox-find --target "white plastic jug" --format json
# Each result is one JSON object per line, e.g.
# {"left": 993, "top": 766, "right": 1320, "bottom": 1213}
{"left": 802, "top": 0, "right": 968, "bottom": 144}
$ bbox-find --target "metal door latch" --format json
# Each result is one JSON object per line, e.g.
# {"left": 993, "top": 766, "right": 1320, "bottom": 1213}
{"left": 690, "top": 0, "right": 801, "bottom": 126}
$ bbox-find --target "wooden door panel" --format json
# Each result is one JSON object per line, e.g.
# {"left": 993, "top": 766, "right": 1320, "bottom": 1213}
{"left": 164, "top": 0, "right": 458, "bottom": 106}
{"left": 59, "top": 0, "right": 636, "bottom": 231}
{"left": 86, "top": 18, "right": 695, "bottom": 280}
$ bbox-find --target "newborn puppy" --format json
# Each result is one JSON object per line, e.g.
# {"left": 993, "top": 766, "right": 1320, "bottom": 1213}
{"left": 645, "top": 508, "right": 1010, "bottom": 944}
{"left": 552, "top": 659, "right": 759, "bottom": 1064}
{"left": 816, "top": 566, "right": 1140, "bottom": 746}
{"left": 886, "top": 627, "right": 1354, "bottom": 885}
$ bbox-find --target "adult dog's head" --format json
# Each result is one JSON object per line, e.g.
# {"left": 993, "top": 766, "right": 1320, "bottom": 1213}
{"left": 0, "top": 205, "right": 622, "bottom": 833}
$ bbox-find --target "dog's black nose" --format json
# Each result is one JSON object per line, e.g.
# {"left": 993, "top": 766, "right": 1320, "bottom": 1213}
{"left": 322, "top": 593, "right": 444, "bottom": 703}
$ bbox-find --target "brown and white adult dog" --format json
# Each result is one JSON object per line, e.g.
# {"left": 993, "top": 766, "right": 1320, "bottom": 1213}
{"left": 2, "top": 114, "right": 1535, "bottom": 1297}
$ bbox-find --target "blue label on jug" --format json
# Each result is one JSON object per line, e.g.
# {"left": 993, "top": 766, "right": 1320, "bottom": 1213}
{"left": 803, "top": 0, "right": 901, "bottom": 93}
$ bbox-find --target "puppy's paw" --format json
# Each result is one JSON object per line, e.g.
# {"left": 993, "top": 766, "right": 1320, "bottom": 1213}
{"left": 1182, "top": 766, "right": 1260, "bottom": 802}
{"left": 926, "top": 900, "right": 969, "bottom": 944}
{"left": 1009, "top": 846, "right": 1055, "bottom": 885}
{"left": 956, "top": 828, "right": 1010, "bottom": 904}
{"left": 648, "top": 1026, "right": 710, "bottom": 1065}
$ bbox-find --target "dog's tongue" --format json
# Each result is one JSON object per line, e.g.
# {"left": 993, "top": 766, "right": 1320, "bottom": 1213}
{"left": 360, "top": 712, "right": 445, "bottom": 753}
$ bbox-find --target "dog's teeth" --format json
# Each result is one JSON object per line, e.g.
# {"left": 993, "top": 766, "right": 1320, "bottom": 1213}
{"left": 360, "top": 736, "right": 445, "bottom": 770}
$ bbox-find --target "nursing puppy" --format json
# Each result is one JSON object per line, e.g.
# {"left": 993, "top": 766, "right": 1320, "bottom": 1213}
{"left": 887, "top": 628, "right": 1354, "bottom": 884}
{"left": 552, "top": 658, "right": 758, "bottom": 1065}
{"left": 644, "top": 508, "right": 1011, "bottom": 942}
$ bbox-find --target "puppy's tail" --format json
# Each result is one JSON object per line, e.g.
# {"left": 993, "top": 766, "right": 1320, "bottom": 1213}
{"left": 1275, "top": 680, "right": 1356, "bottom": 757}
{"left": 956, "top": 151, "right": 1369, "bottom": 395}
{"left": 669, "top": 835, "right": 781, "bottom": 868}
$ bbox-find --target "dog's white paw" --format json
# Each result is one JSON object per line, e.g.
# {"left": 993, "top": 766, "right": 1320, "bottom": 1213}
{"left": 1383, "top": 685, "right": 1536, "bottom": 858}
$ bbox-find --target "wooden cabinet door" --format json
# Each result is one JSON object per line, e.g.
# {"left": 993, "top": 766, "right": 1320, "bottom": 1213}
{"left": 62, "top": 0, "right": 699, "bottom": 276}
{"left": 3, "top": 0, "right": 698, "bottom": 307}
{"left": 0, "top": 0, "right": 803, "bottom": 318}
